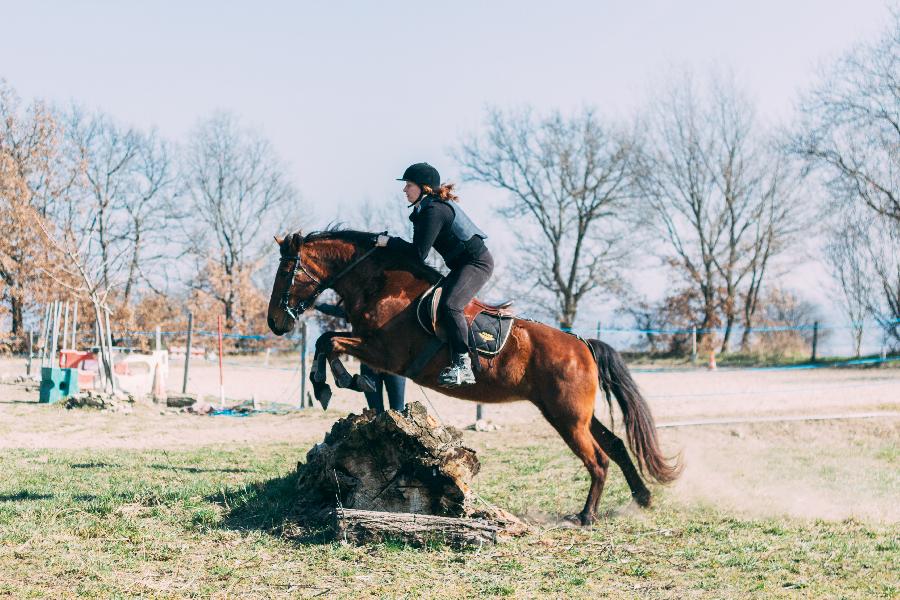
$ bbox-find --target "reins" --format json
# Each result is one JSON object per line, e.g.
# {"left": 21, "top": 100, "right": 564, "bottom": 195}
{"left": 279, "top": 235, "right": 380, "bottom": 320}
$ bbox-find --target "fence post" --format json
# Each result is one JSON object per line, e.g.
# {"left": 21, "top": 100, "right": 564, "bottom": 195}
{"left": 62, "top": 301, "right": 70, "bottom": 350}
{"left": 104, "top": 308, "right": 117, "bottom": 394}
{"left": 217, "top": 315, "right": 225, "bottom": 409}
{"left": 182, "top": 312, "right": 193, "bottom": 394}
{"left": 811, "top": 321, "right": 819, "bottom": 362}
{"left": 476, "top": 403, "right": 483, "bottom": 421}
{"left": 72, "top": 301, "right": 78, "bottom": 350}
{"left": 50, "top": 301, "right": 61, "bottom": 367}
{"left": 691, "top": 326, "right": 697, "bottom": 366}
{"left": 300, "top": 320, "right": 307, "bottom": 408}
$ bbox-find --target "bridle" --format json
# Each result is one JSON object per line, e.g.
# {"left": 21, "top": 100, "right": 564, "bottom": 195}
{"left": 278, "top": 234, "right": 380, "bottom": 320}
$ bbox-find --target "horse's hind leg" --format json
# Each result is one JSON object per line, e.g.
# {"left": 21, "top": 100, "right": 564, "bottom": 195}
{"left": 568, "top": 425, "right": 610, "bottom": 525}
{"left": 536, "top": 403, "right": 609, "bottom": 525}
{"left": 590, "top": 417, "right": 652, "bottom": 508}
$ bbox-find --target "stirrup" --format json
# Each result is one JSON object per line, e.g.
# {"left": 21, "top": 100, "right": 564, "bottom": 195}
{"left": 438, "top": 355, "right": 476, "bottom": 387}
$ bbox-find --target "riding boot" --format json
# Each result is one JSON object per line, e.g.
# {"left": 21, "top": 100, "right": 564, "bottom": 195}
{"left": 438, "top": 352, "right": 476, "bottom": 387}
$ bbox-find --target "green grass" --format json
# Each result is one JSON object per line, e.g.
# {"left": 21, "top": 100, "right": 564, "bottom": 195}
{"left": 0, "top": 442, "right": 896, "bottom": 598}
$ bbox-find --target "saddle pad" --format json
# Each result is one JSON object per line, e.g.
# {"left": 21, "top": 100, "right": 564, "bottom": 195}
{"left": 416, "top": 284, "right": 515, "bottom": 356}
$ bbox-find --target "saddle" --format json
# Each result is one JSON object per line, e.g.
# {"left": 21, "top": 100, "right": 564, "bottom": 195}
{"left": 415, "top": 281, "right": 516, "bottom": 356}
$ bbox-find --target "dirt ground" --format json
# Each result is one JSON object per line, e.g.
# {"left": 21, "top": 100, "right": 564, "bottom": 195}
{"left": 2, "top": 356, "right": 897, "bottom": 524}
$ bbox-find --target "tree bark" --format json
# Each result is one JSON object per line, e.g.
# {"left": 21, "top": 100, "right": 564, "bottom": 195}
{"left": 333, "top": 508, "right": 501, "bottom": 549}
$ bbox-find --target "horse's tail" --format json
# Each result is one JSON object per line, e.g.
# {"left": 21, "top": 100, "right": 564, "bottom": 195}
{"left": 587, "top": 339, "right": 682, "bottom": 484}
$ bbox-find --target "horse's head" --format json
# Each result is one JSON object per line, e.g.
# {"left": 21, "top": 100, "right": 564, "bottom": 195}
{"left": 266, "top": 229, "right": 379, "bottom": 335}
{"left": 268, "top": 231, "right": 321, "bottom": 335}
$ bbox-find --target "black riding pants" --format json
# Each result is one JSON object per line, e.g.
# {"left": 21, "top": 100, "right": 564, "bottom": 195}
{"left": 360, "top": 363, "right": 406, "bottom": 413}
{"left": 438, "top": 250, "right": 494, "bottom": 355}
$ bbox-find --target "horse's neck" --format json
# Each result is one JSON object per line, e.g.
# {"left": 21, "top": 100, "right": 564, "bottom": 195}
{"left": 330, "top": 255, "right": 433, "bottom": 329}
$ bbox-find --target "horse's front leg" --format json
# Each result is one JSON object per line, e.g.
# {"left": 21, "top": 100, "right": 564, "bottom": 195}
{"left": 317, "top": 333, "right": 378, "bottom": 394}
{"left": 309, "top": 332, "right": 344, "bottom": 409}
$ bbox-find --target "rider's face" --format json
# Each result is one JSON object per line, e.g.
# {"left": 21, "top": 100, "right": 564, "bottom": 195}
{"left": 403, "top": 181, "right": 421, "bottom": 203}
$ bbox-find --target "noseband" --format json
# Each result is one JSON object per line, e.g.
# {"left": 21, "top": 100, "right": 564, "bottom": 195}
{"left": 278, "top": 236, "right": 379, "bottom": 320}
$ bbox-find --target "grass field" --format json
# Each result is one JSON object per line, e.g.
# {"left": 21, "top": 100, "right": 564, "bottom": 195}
{"left": 0, "top": 359, "right": 897, "bottom": 598}
{"left": 0, "top": 420, "right": 896, "bottom": 598}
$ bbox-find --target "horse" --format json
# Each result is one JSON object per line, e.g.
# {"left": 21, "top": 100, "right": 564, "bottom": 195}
{"left": 266, "top": 228, "right": 681, "bottom": 525}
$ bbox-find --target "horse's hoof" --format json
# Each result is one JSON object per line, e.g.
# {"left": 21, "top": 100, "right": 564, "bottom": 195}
{"left": 316, "top": 385, "right": 331, "bottom": 410}
{"left": 561, "top": 514, "right": 582, "bottom": 527}
{"left": 632, "top": 489, "right": 652, "bottom": 508}
{"left": 579, "top": 512, "right": 597, "bottom": 527}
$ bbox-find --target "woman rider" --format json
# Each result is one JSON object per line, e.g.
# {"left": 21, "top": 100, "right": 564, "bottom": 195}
{"left": 375, "top": 162, "right": 493, "bottom": 387}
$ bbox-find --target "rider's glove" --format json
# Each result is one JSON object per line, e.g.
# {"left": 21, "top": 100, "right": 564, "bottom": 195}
{"left": 375, "top": 234, "right": 390, "bottom": 248}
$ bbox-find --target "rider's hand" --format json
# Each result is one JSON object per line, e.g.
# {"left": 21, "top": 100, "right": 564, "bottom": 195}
{"left": 375, "top": 234, "right": 390, "bottom": 248}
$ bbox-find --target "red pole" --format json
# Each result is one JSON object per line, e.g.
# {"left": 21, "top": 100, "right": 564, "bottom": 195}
{"left": 217, "top": 315, "right": 225, "bottom": 409}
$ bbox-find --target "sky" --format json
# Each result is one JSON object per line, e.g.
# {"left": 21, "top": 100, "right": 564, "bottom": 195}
{"left": 0, "top": 0, "right": 893, "bottom": 348}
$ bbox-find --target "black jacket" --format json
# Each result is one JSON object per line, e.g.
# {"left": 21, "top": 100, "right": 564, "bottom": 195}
{"left": 387, "top": 198, "right": 486, "bottom": 269}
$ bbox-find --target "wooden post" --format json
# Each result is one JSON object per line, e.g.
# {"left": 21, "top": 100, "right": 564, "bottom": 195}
{"left": 476, "top": 403, "right": 483, "bottom": 421}
{"left": 104, "top": 308, "right": 117, "bottom": 394}
{"left": 38, "top": 304, "right": 50, "bottom": 368}
{"left": 26, "top": 329, "right": 33, "bottom": 376}
{"left": 50, "top": 301, "right": 61, "bottom": 367}
{"left": 62, "top": 301, "right": 70, "bottom": 350}
{"left": 811, "top": 321, "right": 819, "bottom": 362}
{"left": 182, "top": 312, "right": 193, "bottom": 394}
{"left": 691, "top": 326, "right": 698, "bottom": 366}
{"left": 217, "top": 314, "right": 225, "bottom": 409}
{"left": 300, "top": 320, "right": 307, "bottom": 409}
{"left": 71, "top": 301, "right": 78, "bottom": 350}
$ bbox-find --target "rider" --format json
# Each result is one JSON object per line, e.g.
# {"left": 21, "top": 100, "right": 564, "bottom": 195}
{"left": 375, "top": 162, "right": 493, "bottom": 387}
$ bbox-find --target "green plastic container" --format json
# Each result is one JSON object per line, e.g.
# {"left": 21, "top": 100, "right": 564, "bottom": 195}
{"left": 39, "top": 367, "right": 80, "bottom": 404}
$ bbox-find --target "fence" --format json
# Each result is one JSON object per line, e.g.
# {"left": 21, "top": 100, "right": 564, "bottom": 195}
{"left": 562, "top": 318, "right": 900, "bottom": 361}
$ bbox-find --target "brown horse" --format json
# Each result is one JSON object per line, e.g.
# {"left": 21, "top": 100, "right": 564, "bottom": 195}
{"left": 267, "top": 229, "right": 681, "bottom": 525}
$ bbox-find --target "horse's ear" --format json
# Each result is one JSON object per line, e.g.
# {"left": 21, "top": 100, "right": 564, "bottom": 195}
{"left": 274, "top": 235, "right": 285, "bottom": 245}
{"left": 290, "top": 232, "right": 303, "bottom": 249}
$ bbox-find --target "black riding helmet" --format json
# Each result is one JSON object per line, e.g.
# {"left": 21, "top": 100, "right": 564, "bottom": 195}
{"left": 397, "top": 162, "right": 440, "bottom": 190}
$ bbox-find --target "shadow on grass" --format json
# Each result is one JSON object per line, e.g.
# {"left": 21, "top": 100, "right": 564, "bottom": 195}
{"left": 150, "top": 464, "right": 251, "bottom": 474}
{"left": 0, "top": 491, "right": 54, "bottom": 502}
{"left": 213, "top": 470, "right": 333, "bottom": 545}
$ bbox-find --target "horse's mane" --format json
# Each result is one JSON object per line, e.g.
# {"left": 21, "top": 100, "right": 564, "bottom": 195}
{"left": 302, "top": 226, "right": 443, "bottom": 284}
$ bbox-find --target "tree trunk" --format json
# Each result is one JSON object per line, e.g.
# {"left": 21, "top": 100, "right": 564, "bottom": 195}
{"left": 10, "top": 293, "right": 23, "bottom": 339}
{"left": 333, "top": 508, "right": 501, "bottom": 549}
{"left": 292, "top": 402, "right": 524, "bottom": 544}
{"left": 720, "top": 315, "right": 734, "bottom": 354}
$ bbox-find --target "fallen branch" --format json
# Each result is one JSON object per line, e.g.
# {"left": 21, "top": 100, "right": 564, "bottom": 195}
{"left": 333, "top": 507, "right": 500, "bottom": 549}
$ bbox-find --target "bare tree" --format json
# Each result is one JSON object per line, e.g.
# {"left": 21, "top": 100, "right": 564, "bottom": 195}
{"left": 0, "top": 81, "right": 78, "bottom": 343}
{"left": 824, "top": 214, "right": 872, "bottom": 356}
{"left": 182, "top": 112, "right": 299, "bottom": 329}
{"left": 792, "top": 12, "right": 900, "bottom": 346}
{"left": 792, "top": 10, "right": 900, "bottom": 224}
{"left": 62, "top": 109, "right": 177, "bottom": 305}
{"left": 737, "top": 157, "right": 806, "bottom": 350}
{"left": 634, "top": 72, "right": 804, "bottom": 352}
{"left": 456, "top": 108, "right": 634, "bottom": 329}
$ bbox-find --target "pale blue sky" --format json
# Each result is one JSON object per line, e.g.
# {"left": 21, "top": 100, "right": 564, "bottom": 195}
{"left": 0, "top": 1, "right": 892, "bottom": 344}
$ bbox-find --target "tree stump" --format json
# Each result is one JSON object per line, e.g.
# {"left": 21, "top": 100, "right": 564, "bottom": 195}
{"left": 293, "top": 402, "right": 524, "bottom": 546}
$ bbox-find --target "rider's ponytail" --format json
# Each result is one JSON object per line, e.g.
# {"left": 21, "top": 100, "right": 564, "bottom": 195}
{"left": 422, "top": 182, "right": 459, "bottom": 202}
